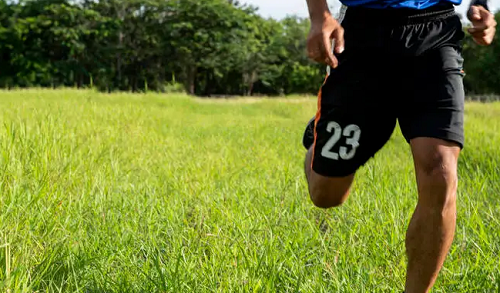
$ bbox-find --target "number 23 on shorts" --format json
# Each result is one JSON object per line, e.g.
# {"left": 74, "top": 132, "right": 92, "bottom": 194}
{"left": 321, "top": 121, "right": 361, "bottom": 160}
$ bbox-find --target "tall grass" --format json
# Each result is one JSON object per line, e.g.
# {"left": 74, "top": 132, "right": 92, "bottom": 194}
{"left": 0, "top": 89, "right": 498, "bottom": 292}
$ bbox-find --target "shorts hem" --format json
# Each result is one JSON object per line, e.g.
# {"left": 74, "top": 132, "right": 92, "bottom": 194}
{"left": 404, "top": 131, "right": 464, "bottom": 149}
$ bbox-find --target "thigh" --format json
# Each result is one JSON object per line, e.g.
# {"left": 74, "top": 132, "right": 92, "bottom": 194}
{"left": 399, "top": 46, "right": 465, "bottom": 149}
{"left": 311, "top": 50, "right": 397, "bottom": 177}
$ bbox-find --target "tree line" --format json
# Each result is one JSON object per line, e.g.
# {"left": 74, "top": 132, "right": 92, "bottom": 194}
{"left": 0, "top": 0, "right": 499, "bottom": 96}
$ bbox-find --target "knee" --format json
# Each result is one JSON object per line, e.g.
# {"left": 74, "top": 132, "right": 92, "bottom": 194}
{"left": 305, "top": 150, "right": 354, "bottom": 209}
{"left": 416, "top": 154, "right": 458, "bottom": 209}
{"left": 309, "top": 185, "right": 350, "bottom": 209}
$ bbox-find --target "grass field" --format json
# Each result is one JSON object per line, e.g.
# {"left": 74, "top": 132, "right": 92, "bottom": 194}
{"left": 0, "top": 89, "right": 499, "bottom": 292}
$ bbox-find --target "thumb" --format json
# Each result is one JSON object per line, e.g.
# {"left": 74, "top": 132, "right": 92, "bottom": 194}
{"left": 322, "top": 32, "right": 338, "bottom": 68}
{"left": 332, "top": 26, "right": 345, "bottom": 54}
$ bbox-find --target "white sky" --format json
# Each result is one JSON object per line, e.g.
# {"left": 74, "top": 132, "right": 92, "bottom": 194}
{"left": 244, "top": 0, "right": 500, "bottom": 20}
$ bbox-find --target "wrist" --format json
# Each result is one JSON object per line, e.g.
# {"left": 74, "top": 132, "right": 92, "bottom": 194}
{"left": 307, "top": 0, "right": 333, "bottom": 23}
{"left": 311, "top": 10, "right": 332, "bottom": 22}
{"left": 311, "top": 12, "right": 337, "bottom": 28}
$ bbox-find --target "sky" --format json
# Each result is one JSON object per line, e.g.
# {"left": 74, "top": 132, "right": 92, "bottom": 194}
{"left": 243, "top": 0, "right": 500, "bottom": 21}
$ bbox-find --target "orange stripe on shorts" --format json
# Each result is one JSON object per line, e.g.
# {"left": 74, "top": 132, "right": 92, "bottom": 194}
{"left": 311, "top": 74, "right": 329, "bottom": 169}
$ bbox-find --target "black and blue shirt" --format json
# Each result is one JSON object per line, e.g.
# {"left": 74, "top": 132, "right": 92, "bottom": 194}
{"left": 339, "top": 0, "right": 482, "bottom": 10}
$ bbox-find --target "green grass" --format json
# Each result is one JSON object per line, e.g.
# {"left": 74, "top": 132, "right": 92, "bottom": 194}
{"left": 0, "top": 89, "right": 498, "bottom": 292}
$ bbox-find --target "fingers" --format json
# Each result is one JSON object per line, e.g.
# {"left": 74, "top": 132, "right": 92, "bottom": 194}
{"left": 306, "top": 18, "right": 344, "bottom": 68}
{"left": 307, "top": 46, "right": 336, "bottom": 68}
{"left": 469, "top": 5, "right": 496, "bottom": 26}
{"left": 307, "top": 33, "right": 339, "bottom": 68}
{"left": 466, "top": 5, "right": 497, "bottom": 46}
{"left": 468, "top": 5, "right": 497, "bottom": 35}
{"left": 468, "top": 25, "right": 495, "bottom": 36}
{"left": 470, "top": 28, "right": 496, "bottom": 45}
{"left": 332, "top": 26, "right": 345, "bottom": 55}
{"left": 472, "top": 32, "right": 495, "bottom": 45}
{"left": 479, "top": 10, "right": 497, "bottom": 30}
{"left": 468, "top": 5, "right": 481, "bottom": 22}
{"left": 322, "top": 32, "right": 338, "bottom": 68}
{"left": 479, "top": 7, "right": 496, "bottom": 25}
{"left": 307, "top": 39, "right": 327, "bottom": 65}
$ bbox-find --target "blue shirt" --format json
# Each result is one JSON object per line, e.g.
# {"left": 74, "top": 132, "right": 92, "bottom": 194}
{"left": 340, "top": 0, "right": 461, "bottom": 9}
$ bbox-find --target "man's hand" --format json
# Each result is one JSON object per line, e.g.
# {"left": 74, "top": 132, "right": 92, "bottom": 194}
{"left": 306, "top": 15, "right": 345, "bottom": 68}
{"left": 467, "top": 5, "right": 497, "bottom": 46}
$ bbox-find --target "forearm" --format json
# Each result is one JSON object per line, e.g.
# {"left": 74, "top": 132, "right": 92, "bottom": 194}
{"left": 306, "top": 0, "right": 332, "bottom": 21}
{"left": 470, "top": 0, "right": 489, "bottom": 11}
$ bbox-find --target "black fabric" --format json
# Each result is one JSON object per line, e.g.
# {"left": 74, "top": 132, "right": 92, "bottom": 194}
{"left": 311, "top": 6, "right": 465, "bottom": 177}
{"left": 342, "top": 3, "right": 456, "bottom": 25}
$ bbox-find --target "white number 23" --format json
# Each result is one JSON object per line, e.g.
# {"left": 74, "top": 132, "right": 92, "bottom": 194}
{"left": 321, "top": 122, "right": 361, "bottom": 160}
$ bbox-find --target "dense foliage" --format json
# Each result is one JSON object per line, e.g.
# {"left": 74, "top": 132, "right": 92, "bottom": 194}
{"left": 0, "top": 0, "right": 498, "bottom": 95}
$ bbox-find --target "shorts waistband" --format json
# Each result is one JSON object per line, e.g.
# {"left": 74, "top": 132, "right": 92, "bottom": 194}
{"left": 343, "top": 4, "right": 456, "bottom": 25}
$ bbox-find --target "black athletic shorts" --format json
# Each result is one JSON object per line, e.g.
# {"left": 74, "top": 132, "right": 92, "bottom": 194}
{"left": 311, "top": 4, "right": 465, "bottom": 177}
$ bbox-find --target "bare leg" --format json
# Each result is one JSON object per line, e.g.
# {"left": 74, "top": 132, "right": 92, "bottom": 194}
{"left": 405, "top": 138, "right": 460, "bottom": 293}
{"left": 304, "top": 147, "right": 354, "bottom": 208}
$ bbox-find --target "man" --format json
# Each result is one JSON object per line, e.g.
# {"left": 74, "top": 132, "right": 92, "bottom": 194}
{"left": 302, "top": 0, "right": 496, "bottom": 292}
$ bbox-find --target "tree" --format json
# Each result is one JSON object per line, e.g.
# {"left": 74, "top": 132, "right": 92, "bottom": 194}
{"left": 0, "top": 0, "right": 497, "bottom": 96}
